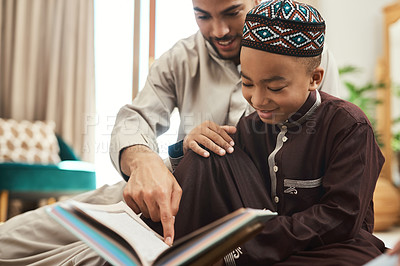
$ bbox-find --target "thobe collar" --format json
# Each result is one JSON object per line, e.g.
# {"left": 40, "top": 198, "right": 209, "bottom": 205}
{"left": 278, "top": 89, "right": 321, "bottom": 130}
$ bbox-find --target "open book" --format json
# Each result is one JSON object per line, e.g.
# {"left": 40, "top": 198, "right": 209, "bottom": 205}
{"left": 46, "top": 200, "right": 276, "bottom": 266}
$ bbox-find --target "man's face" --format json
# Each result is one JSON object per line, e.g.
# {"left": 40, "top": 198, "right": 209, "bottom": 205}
{"left": 240, "top": 46, "right": 321, "bottom": 124}
{"left": 192, "top": 0, "right": 257, "bottom": 65}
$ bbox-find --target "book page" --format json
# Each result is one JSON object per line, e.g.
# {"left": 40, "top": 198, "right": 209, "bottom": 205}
{"left": 54, "top": 202, "right": 277, "bottom": 266}
{"left": 364, "top": 254, "right": 398, "bottom": 266}
{"left": 84, "top": 209, "right": 168, "bottom": 264}
{"left": 154, "top": 208, "right": 277, "bottom": 265}
{"left": 74, "top": 201, "right": 158, "bottom": 234}
{"left": 73, "top": 202, "right": 169, "bottom": 265}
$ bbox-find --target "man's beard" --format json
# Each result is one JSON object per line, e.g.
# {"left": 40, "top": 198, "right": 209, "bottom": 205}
{"left": 205, "top": 34, "right": 241, "bottom": 62}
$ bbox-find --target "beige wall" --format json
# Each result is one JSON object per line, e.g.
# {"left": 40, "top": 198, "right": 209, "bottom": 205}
{"left": 298, "top": 0, "right": 393, "bottom": 96}
{"left": 317, "top": 0, "right": 395, "bottom": 97}
{"left": 301, "top": 0, "right": 320, "bottom": 9}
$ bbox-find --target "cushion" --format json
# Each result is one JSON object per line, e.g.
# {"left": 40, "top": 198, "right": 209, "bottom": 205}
{"left": 0, "top": 118, "right": 61, "bottom": 164}
{"left": 0, "top": 161, "right": 96, "bottom": 192}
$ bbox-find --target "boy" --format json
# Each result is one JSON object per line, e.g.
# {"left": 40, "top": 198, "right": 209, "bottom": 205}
{"left": 159, "top": 0, "right": 386, "bottom": 264}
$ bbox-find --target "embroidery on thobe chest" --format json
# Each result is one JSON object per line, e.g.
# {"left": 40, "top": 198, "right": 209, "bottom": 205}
{"left": 283, "top": 177, "right": 323, "bottom": 194}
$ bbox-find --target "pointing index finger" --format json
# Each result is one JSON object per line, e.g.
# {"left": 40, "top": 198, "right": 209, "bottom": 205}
{"left": 159, "top": 202, "right": 175, "bottom": 246}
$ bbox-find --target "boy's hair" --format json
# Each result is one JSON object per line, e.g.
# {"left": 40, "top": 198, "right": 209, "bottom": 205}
{"left": 241, "top": 0, "right": 325, "bottom": 58}
{"left": 297, "top": 55, "right": 322, "bottom": 74}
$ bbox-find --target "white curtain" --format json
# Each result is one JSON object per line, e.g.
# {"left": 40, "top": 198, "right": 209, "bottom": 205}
{"left": 0, "top": 0, "right": 95, "bottom": 162}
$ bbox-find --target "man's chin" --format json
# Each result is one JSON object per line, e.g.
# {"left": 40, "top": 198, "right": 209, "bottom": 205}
{"left": 215, "top": 48, "right": 241, "bottom": 64}
{"left": 207, "top": 39, "right": 240, "bottom": 62}
{"left": 219, "top": 52, "right": 239, "bottom": 61}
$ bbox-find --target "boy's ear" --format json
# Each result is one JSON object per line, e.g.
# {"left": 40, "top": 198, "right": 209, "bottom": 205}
{"left": 309, "top": 66, "right": 324, "bottom": 91}
{"left": 254, "top": 0, "right": 262, "bottom": 6}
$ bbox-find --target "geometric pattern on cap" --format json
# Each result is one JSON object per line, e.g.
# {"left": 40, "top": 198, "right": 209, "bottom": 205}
{"left": 242, "top": 0, "right": 325, "bottom": 57}
{"left": 249, "top": 0, "right": 324, "bottom": 24}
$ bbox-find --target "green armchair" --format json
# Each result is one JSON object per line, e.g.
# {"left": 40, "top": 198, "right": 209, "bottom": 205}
{"left": 0, "top": 136, "right": 96, "bottom": 222}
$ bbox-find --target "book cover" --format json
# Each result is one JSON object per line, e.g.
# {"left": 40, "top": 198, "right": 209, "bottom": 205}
{"left": 46, "top": 200, "right": 277, "bottom": 266}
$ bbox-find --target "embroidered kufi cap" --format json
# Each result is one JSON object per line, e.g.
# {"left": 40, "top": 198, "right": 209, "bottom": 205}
{"left": 242, "top": 0, "right": 325, "bottom": 57}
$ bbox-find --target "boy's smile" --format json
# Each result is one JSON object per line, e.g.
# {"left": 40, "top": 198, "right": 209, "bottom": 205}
{"left": 240, "top": 46, "right": 323, "bottom": 124}
{"left": 256, "top": 108, "right": 279, "bottom": 121}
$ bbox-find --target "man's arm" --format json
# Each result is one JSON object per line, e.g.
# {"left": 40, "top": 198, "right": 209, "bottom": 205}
{"left": 117, "top": 118, "right": 240, "bottom": 244}
{"left": 109, "top": 77, "right": 176, "bottom": 177}
{"left": 120, "top": 145, "right": 182, "bottom": 246}
{"left": 110, "top": 31, "right": 244, "bottom": 244}
{"left": 109, "top": 45, "right": 183, "bottom": 244}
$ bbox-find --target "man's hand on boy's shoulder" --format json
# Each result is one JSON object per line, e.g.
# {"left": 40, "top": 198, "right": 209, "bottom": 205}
{"left": 120, "top": 145, "right": 182, "bottom": 246}
{"left": 183, "top": 120, "right": 236, "bottom": 157}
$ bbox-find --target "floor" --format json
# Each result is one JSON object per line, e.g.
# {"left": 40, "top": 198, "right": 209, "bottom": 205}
{"left": 374, "top": 225, "right": 400, "bottom": 249}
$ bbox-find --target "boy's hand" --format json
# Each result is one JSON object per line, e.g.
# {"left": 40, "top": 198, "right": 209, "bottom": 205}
{"left": 183, "top": 121, "right": 236, "bottom": 157}
{"left": 120, "top": 145, "right": 182, "bottom": 246}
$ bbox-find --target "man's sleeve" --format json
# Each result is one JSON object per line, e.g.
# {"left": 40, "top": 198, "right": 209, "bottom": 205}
{"left": 109, "top": 53, "right": 178, "bottom": 177}
{"left": 318, "top": 44, "right": 340, "bottom": 97}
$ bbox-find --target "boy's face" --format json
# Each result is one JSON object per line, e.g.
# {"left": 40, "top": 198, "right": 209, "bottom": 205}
{"left": 240, "top": 46, "right": 323, "bottom": 124}
{"left": 192, "top": 0, "right": 259, "bottom": 65}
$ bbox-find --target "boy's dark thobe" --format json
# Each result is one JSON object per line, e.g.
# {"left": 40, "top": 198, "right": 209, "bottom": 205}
{"left": 146, "top": 90, "right": 385, "bottom": 265}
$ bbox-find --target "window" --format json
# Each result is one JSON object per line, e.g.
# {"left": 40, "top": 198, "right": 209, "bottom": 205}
{"left": 94, "top": 0, "right": 197, "bottom": 187}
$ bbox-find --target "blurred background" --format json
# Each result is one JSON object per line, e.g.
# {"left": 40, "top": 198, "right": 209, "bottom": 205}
{"left": 0, "top": 0, "right": 399, "bottom": 240}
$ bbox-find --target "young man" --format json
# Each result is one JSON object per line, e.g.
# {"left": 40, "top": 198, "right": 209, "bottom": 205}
{"left": 113, "top": 0, "right": 339, "bottom": 245}
{"left": 150, "top": 0, "right": 386, "bottom": 264}
{"left": 0, "top": 0, "right": 339, "bottom": 264}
